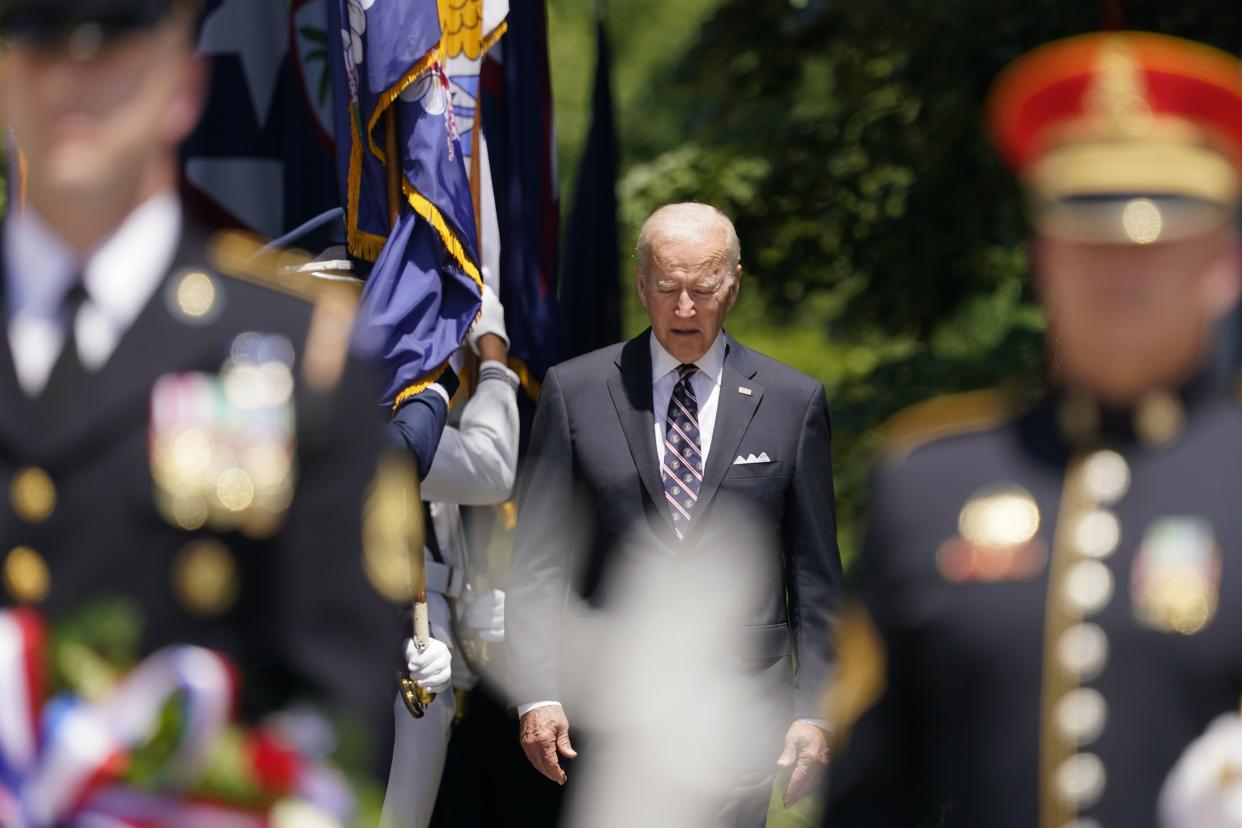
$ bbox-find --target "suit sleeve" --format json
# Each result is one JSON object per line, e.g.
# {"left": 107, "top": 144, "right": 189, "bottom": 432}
{"left": 505, "top": 367, "right": 575, "bottom": 707}
{"left": 821, "top": 464, "right": 921, "bottom": 827}
{"left": 785, "top": 384, "right": 845, "bottom": 720}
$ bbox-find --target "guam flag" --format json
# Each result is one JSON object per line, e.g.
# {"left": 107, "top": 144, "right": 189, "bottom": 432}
{"left": 184, "top": 0, "right": 342, "bottom": 248}
{"left": 328, "top": 0, "right": 484, "bottom": 409}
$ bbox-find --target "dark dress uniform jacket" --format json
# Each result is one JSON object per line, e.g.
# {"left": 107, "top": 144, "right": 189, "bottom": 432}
{"left": 824, "top": 384, "right": 1242, "bottom": 828}
{"left": 507, "top": 328, "right": 843, "bottom": 725}
{"left": 0, "top": 227, "right": 402, "bottom": 767}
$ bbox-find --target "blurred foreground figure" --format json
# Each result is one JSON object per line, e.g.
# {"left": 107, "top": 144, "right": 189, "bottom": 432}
{"left": 0, "top": 0, "right": 414, "bottom": 820}
{"left": 824, "top": 33, "right": 1242, "bottom": 828}
{"left": 507, "top": 203, "right": 842, "bottom": 825}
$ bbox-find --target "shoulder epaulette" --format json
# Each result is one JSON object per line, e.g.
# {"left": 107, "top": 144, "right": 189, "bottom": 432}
{"left": 209, "top": 230, "right": 359, "bottom": 392}
{"left": 209, "top": 229, "right": 365, "bottom": 304}
{"left": 878, "top": 386, "right": 1033, "bottom": 464}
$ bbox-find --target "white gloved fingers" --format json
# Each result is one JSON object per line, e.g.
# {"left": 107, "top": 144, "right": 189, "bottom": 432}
{"left": 404, "top": 637, "right": 453, "bottom": 694}
{"left": 417, "top": 664, "right": 452, "bottom": 695}
{"left": 465, "top": 588, "right": 506, "bottom": 642}
{"left": 466, "top": 285, "right": 509, "bottom": 355}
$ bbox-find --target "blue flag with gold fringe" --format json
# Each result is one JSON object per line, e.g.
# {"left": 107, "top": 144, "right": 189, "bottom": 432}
{"left": 328, "top": 0, "right": 483, "bottom": 409}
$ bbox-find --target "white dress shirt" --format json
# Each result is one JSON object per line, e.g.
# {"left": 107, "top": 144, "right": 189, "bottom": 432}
{"left": 5, "top": 192, "right": 181, "bottom": 396}
{"left": 650, "top": 331, "right": 726, "bottom": 471}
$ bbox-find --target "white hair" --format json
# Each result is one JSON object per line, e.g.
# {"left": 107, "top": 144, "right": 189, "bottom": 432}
{"left": 635, "top": 202, "right": 741, "bottom": 286}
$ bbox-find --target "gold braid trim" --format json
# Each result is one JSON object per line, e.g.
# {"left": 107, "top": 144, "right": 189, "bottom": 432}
{"left": 878, "top": 387, "right": 1033, "bottom": 464}
{"left": 393, "top": 362, "right": 450, "bottom": 412}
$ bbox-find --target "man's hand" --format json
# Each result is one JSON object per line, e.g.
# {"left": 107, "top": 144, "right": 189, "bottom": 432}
{"left": 468, "top": 284, "right": 510, "bottom": 361}
{"left": 519, "top": 704, "right": 577, "bottom": 785}
{"left": 777, "top": 720, "right": 830, "bottom": 808}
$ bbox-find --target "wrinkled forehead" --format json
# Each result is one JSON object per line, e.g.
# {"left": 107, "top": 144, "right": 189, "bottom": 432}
{"left": 646, "top": 231, "right": 729, "bottom": 279}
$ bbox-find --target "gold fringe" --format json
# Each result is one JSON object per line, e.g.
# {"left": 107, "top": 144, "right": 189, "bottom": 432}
{"left": 393, "top": 362, "right": 450, "bottom": 412}
{"left": 507, "top": 357, "right": 543, "bottom": 400}
{"left": 366, "top": 47, "right": 443, "bottom": 165}
{"left": 478, "top": 20, "right": 507, "bottom": 58}
{"left": 402, "top": 179, "right": 484, "bottom": 290}
{"left": 346, "top": 103, "right": 390, "bottom": 262}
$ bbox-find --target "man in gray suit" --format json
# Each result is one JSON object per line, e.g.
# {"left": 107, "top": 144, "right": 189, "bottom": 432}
{"left": 507, "top": 203, "right": 842, "bottom": 824}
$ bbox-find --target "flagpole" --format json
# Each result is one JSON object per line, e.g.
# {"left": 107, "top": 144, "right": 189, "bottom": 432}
{"left": 382, "top": 105, "right": 436, "bottom": 719}
{"left": 385, "top": 109, "right": 402, "bottom": 229}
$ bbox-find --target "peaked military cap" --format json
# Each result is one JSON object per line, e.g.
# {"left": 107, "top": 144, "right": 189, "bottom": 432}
{"left": 0, "top": 0, "right": 196, "bottom": 43}
{"left": 988, "top": 32, "right": 1242, "bottom": 244}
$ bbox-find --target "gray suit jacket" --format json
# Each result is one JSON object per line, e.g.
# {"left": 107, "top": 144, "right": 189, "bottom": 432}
{"left": 507, "top": 330, "right": 841, "bottom": 720}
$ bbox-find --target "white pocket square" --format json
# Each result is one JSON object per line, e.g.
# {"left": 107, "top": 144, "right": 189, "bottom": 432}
{"left": 733, "top": 452, "right": 772, "bottom": 465}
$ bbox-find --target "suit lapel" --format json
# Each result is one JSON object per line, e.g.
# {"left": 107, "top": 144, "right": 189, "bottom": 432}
{"left": 690, "top": 335, "right": 763, "bottom": 534}
{"left": 606, "top": 330, "right": 674, "bottom": 531}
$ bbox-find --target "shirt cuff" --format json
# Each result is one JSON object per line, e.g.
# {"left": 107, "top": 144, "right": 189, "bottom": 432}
{"left": 797, "top": 717, "right": 830, "bottom": 733}
{"left": 517, "top": 700, "right": 562, "bottom": 717}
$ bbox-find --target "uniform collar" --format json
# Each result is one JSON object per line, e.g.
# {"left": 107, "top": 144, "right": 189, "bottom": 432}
{"left": 649, "top": 330, "right": 727, "bottom": 387}
{"left": 4, "top": 190, "right": 181, "bottom": 326}
{"left": 1054, "top": 371, "right": 1216, "bottom": 450}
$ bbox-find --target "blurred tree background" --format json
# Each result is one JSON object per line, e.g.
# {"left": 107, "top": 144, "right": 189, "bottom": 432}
{"left": 549, "top": 0, "right": 1242, "bottom": 578}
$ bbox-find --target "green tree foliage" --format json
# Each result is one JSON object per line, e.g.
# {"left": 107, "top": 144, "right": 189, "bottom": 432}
{"left": 615, "top": 0, "right": 1242, "bottom": 569}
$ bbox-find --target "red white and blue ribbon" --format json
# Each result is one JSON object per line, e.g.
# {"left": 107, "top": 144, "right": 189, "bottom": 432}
{"left": 0, "top": 610, "right": 246, "bottom": 828}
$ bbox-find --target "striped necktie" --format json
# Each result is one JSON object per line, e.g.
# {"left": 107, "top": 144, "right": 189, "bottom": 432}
{"left": 662, "top": 364, "right": 702, "bottom": 540}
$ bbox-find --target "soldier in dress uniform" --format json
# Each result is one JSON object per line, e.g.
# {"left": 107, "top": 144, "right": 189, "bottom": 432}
{"left": 0, "top": 0, "right": 451, "bottom": 772}
{"left": 822, "top": 32, "right": 1242, "bottom": 828}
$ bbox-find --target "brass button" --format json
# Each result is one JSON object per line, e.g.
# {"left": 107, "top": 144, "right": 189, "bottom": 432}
{"left": 1134, "top": 391, "right": 1184, "bottom": 447}
{"left": 1056, "top": 753, "right": 1106, "bottom": 808}
{"left": 171, "top": 540, "right": 239, "bottom": 617}
{"left": 1057, "top": 623, "right": 1109, "bottom": 681}
{"left": 1055, "top": 687, "right": 1108, "bottom": 746}
{"left": 1071, "top": 510, "right": 1121, "bottom": 560}
{"left": 10, "top": 467, "right": 56, "bottom": 524}
{"left": 1079, "top": 450, "right": 1130, "bottom": 504}
{"left": 174, "top": 271, "right": 217, "bottom": 321}
{"left": 1062, "top": 560, "right": 1115, "bottom": 615}
{"left": 4, "top": 546, "right": 50, "bottom": 603}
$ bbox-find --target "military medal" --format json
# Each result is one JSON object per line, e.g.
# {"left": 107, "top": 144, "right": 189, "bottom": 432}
{"left": 937, "top": 484, "right": 1047, "bottom": 583}
{"left": 149, "top": 334, "right": 297, "bottom": 537}
{"left": 1131, "top": 517, "right": 1221, "bottom": 635}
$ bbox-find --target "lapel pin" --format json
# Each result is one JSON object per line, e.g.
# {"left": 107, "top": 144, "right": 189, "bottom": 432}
{"left": 738, "top": 386, "right": 752, "bottom": 396}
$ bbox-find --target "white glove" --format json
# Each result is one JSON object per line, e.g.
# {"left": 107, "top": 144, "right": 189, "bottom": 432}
{"left": 466, "top": 284, "right": 509, "bottom": 355}
{"left": 404, "top": 637, "right": 453, "bottom": 695}
{"left": 1159, "top": 714, "right": 1242, "bottom": 828}
{"left": 464, "top": 588, "right": 506, "bottom": 643}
